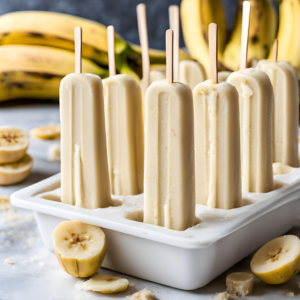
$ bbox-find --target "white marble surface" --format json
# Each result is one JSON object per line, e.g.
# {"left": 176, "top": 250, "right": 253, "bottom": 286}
{"left": 1, "top": 103, "right": 300, "bottom": 300}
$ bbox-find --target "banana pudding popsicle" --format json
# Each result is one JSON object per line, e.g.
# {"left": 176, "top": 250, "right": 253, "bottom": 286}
{"left": 227, "top": 1, "right": 274, "bottom": 193}
{"left": 60, "top": 27, "right": 111, "bottom": 209}
{"left": 257, "top": 40, "right": 299, "bottom": 167}
{"left": 193, "top": 23, "right": 241, "bottom": 209}
{"left": 103, "top": 26, "right": 144, "bottom": 196}
{"left": 144, "top": 29, "right": 195, "bottom": 231}
{"left": 169, "top": 5, "right": 206, "bottom": 90}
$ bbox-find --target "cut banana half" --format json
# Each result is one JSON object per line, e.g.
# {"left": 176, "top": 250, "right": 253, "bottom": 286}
{"left": 79, "top": 273, "right": 129, "bottom": 294}
{"left": 251, "top": 235, "right": 300, "bottom": 284}
{"left": 0, "top": 126, "right": 29, "bottom": 163}
{"left": 30, "top": 124, "right": 60, "bottom": 139}
{"left": 53, "top": 221, "right": 106, "bottom": 278}
{"left": 0, "top": 154, "right": 33, "bottom": 185}
{"left": 226, "top": 272, "right": 254, "bottom": 297}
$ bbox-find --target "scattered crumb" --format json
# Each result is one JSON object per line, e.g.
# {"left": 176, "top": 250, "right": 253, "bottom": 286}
{"left": 5, "top": 241, "right": 11, "bottom": 246}
{"left": 130, "top": 289, "right": 157, "bottom": 300}
{"left": 214, "top": 292, "right": 230, "bottom": 300}
{"left": 0, "top": 196, "right": 11, "bottom": 211}
{"left": 30, "top": 255, "right": 39, "bottom": 262}
{"left": 288, "top": 292, "right": 295, "bottom": 297}
{"left": 4, "top": 258, "right": 15, "bottom": 265}
{"left": 48, "top": 144, "right": 60, "bottom": 162}
{"left": 128, "top": 282, "right": 136, "bottom": 288}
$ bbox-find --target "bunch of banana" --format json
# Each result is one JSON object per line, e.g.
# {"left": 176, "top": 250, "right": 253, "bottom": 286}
{"left": 270, "top": 0, "right": 300, "bottom": 76}
{"left": 222, "top": 0, "right": 278, "bottom": 71}
{"left": 0, "top": 11, "right": 192, "bottom": 102}
{"left": 0, "top": 45, "right": 108, "bottom": 101}
{"left": 180, "top": 0, "right": 228, "bottom": 77}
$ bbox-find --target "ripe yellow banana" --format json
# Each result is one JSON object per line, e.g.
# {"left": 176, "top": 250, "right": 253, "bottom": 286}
{"left": 180, "top": 0, "right": 228, "bottom": 77}
{"left": 222, "top": 0, "right": 278, "bottom": 71}
{"left": 0, "top": 45, "right": 108, "bottom": 102}
{"left": 272, "top": 0, "right": 300, "bottom": 76}
{"left": 0, "top": 11, "right": 127, "bottom": 66}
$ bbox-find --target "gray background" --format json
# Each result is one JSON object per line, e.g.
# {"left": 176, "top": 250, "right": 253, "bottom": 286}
{"left": 0, "top": 0, "right": 246, "bottom": 50}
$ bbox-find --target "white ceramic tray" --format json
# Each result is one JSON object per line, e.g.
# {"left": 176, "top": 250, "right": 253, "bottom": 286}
{"left": 11, "top": 165, "right": 300, "bottom": 290}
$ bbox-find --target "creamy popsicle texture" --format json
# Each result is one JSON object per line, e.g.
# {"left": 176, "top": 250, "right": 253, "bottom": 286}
{"left": 179, "top": 60, "right": 206, "bottom": 90}
{"left": 218, "top": 71, "right": 232, "bottom": 82}
{"left": 144, "top": 80, "right": 195, "bottom": 231}
{"left": 227, "top": 68, "right": 274, "bottom": 193}
{"left": 193, "top": 80, "right": 241, "bottom": 209}
{"left": 256, "top": 60, "right": 299, "bottom": 167}
{"left": 140, "top": 67, "right": 166, "bottom": 122}
{"left": 60, "top": 73, "right": 111, "bottom": 209}
{"left": 103, "top": 74, "right": 144, "bottom": 195}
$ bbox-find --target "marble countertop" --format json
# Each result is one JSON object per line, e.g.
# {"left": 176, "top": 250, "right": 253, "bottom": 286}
{"left": 0, "top": 103, "right": 300, "bottom": 300}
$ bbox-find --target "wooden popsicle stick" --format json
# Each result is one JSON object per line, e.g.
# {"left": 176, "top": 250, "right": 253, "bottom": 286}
{"left": 74, "top": 27, "right": 82, "bottom": 73}
{"left": 166, "top": 29, "right": 173, "bottom": 84}
{"left": 209, "top": 23, "right": 218, "bottom": 84}
{"left": 169, "top": 5, "right": 179, "bottom": 82}
{"left": 239, "top": 1, "right": 251, "bottom": 71}
{"left": 107, "top": 25, "right": 116, "bottom": 77}
{"left": 137, "top": 3, "right": 150, "bottom": 91}
{"left": 273, "top": 39, "right": 278, "bottom": 63}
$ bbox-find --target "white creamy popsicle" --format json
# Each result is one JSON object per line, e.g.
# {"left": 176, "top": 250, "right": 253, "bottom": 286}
{"left": 193, "top": 80, "right": 242, "bottom": 208}
{"left": 103, "top": 25, "right": 144, "bottom": 195}
{"left": 179, "top": 60, "right": 206, "bottom": 90}
{"left": 103, "top": 75, "right": 144, "bottom": 195}
{"left": 257, "top": 58, "right": 299, "bottom": 167}
{"left": 227, "top": 68, "right": 274, "bottom": 193}
{"left": 60, "top": 27, "right": 111, "bottom": 209}
{"left": 144, "top": 29, "right": 195, "bottom": 231}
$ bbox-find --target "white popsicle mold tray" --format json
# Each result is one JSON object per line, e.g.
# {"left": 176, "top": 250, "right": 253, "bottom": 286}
{"left": 11, "top": 165, "right": 300, "bottom": 290}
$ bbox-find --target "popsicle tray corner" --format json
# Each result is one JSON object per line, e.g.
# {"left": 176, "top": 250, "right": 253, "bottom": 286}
{"left": 11, "top": 167, "right": 300, "bottom": 290}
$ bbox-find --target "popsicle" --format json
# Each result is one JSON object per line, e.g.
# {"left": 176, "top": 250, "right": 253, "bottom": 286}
{"left": 137, "top": 3, "right": 150, "bottom": 123}
{"left": 60, "top": 27, "right": 111, "bottom": 209}
{"left": 169, "top": 5, "right": 206, "bottom": 89}
{"left": 218, "top": 71, "right": 232, "bottom": 82}
{"left": 144, "top": 29, "right": 195, "bottom": 231}
{"left": 103, "top": 26, "right": 144, "bottom": 195}
{"left": 193, "top": 23, "right": 241, "bottom": 209}
{"left": 256, "top": 40, "right": 299, "bottom": 167}
{"left": 179, "top": 60, "right": 206, "bottom": 90}
{"left": 227, "top": 1, "right": 274, "bottom": 193}
{"left": 140, "top": 67, "right": 166, "bottom": 97}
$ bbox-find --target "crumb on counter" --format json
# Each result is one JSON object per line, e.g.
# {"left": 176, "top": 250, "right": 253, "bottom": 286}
{"left": 130, "top": 289, "right": 157, "bottom": 300}
{"left": 214, "top": 292, "right": 230, "bottom": 300}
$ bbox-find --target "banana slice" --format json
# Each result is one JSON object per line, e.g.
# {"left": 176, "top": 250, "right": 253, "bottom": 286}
{"left": 0, "top": 154, "right": 33, "bottom": 185}
{"left": 79, "top": 274, "right": 129, "bottom": 294}
{"left": 0, "top": 196, "right": 11, "bottom": 210}
{"left": 251, "top": 235, "right": 300, "bottom": 284}
{"left": 30, "top": 124, "right": 60, "bottom": 139}
{"left": 0, "top": 126, "right": 29, "bottom": 163}
{"left": 52, "top": 221, "right": 106, "bottom": 278}
{"left": 226, "top": 272, "right": 254, "bottom": 297}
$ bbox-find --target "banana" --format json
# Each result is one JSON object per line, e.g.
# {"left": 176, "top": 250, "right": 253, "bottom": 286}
{"left": 30, "top": 124, "right": 60, "bottom": 140}
{"left": 0, "top": 154, "right": 33, "bottom": 185}
{"left": 273, "top": 0, "right": 300, "bottom": 76}
{"left": 250, "top": 235, "right": 300, "bottom": 284}
{"left": 226, "top": 272, "right": 254, "bottom": 297}
{"left": 222, "top": 0, "right": 278, "bottom": 71}
{"left": 0, "top": 196, "right": 11, "bottom": 211}
{"left": 79, "top": 274, "right": 129, "bottom": 293}
{"left": 181, "top": 0, "right": 228, "bottom": 77}
{"left": 52, "top": 221, "right": 106, "bottom": 278}
{"left": 0, "top": 11, "right": 127, "bottom": 67}
{"left": 0, "top": 126, "right": 29, "bottom": 163}
{"left": 0, "top": 45, "right": 108, "bottom": 102}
